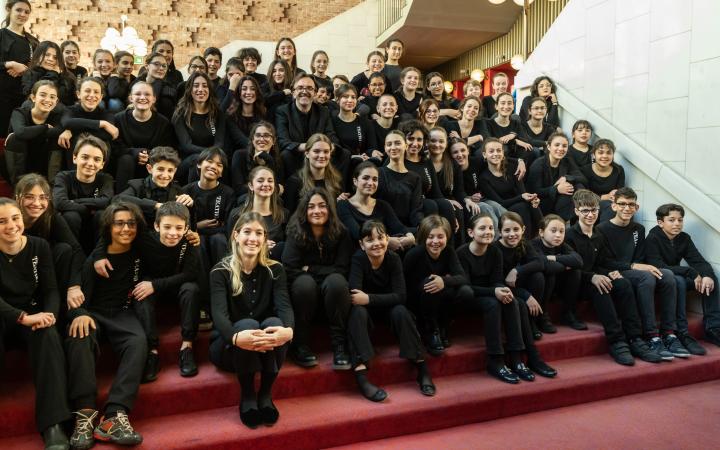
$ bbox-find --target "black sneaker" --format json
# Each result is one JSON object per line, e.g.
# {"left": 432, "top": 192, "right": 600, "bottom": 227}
{"left": 142, "top": 352, "right": 160, "bottom": 383}
{"left": 93, "top": 411, "right": 142, "bottom": 446}
{"left": 290, "top": 345, "right": 318, "bottom": 368}
{"left": 705, "top": 327, "right": 720, "bottom": 347}
{"left": 562, "top": 311, "right": 588, "bottom": 331}
{"left": 198, "top": 309, "right": 213, "bottom": 331}
{"left": 332, "top": 344, "right": 351, "bottom": 370}
{"left": 70, "top": 409, "right": 99, "bottom": 450}
{"left": 648, "top": 337, "right": 674, "bottom": 361}
{"left": 179, "top": 347, "right": 199, "bottom": 377}
{"left": 608, "top": 341, "right": 634, "bottom": 366}
{"left": 663, "top": 334, "right": 691, "bottom": 358}
{"left": 629, "top": 337, "right": 662, "bottom": 363}
{"left": 678, "top": 333, "right": 706, "bottom": 356}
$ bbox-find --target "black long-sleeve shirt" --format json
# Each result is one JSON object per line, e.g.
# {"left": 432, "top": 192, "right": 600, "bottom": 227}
{"left": 402, "top": 245, "right": 468, "bottom": 296}
{"left": 281, "top": 225, "right": 353, "bottom": 283}
{"left": 479, "top": 165, "right": 529, "bottom": 208}
{"left": 231, "top": 148, "right": 285, "bottom": 195}
{"left": 25, "top": 212, "right": 85, "bottom": 286}
{"left": 394, "top": 90, "right": 422, "bottom": 118}
{"left": 172, "top": 112, "right": 227, "bottom": 158}
{"left": 457, "top": 243, "right": 504, "bottom": 297}
{"left": 645, "top": 226, "right": 715, "bottom": 279}
{"left": 60, "top": 104, "right": 115, "bottom": 150}
{"left": 0, "top": 237, "right": 59, "bottom": 321}
{"left": 115, "top": 176, "right": 184, "bottom": 223}
{"left": 349, "top": 250, "right": 406, "bottom": 307}
{"left": 443, "top": 119, "right": 490, "bottom": 153}
{"left": 53, "top": 170, "right": 114, "bottom": 214}
{"left": 495, "top": 240, "right": 545, "bottom": 278}
{"left": 596, "top": 220, "right": 647, "bottom": 271}
{"left": 332, "top": 113, "right": 376, "bottom": 156}
{"left": 486, "top": 117, "right": 531, "bottom": 160}
{"left": 210, "top": 262, "right": 293, "bottom": 343}
{"left": 376, "top": 167, "right": 424, "bottom": 228}
{"left": 181, "top": 181, "right": 235, "bottom": 235}
{"left": 405, "top": 159, "right": 443, "bottom": 200}
{"left": 9, "top": 104, "right": 62, "bottom": 142}
{"left": 435, "top": 160, "right": 466, "bottom": 203}
{"left": 0, "top": 28, "right": 34, "bottom": 107}
{"left": 519, "top": 96, "right": 560, "bottom": 128}
{"left": 521, "top": 120, "right": 557, "bottom": 149}
{"left": 565, "top": 223, "right": 612, "bottom": 284}
{"left": 106, "top": 75, "right": 136, "bottom": 109}
{"left": 367, "top": 118, "right": 399, "bottom": 156}
{"left": 113, "top": 109, "right": 175, "bottom": 160}
{"left": 526, "top": 156, "right": 587, "bottom": 202}
{"left": 568, "top": 145, "right": 592, "bottom": 169}
{"left": 580, "top": 163, "right": 625, "bottom": 196}
{"left": 530, "top": 237, "right": 583, "bottom": 274}
{"left": 21, "top": 66, "right": 77, "bottom": 106}
{"left": 337, "top": 198, "right": 408, "bottom": 241}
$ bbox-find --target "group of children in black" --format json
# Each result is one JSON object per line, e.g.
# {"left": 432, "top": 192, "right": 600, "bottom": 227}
{"left": 2, "top": 0, "right": 720, "bottom": 448}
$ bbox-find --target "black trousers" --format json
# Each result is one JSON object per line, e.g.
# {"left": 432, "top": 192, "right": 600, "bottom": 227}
{"left": 423, "top": 198, "right": 464, "bottom": 246}
{"left": 515, "top": 271, "right": 545, "bottom": 303}
{"left": 467, "top": 295, "right": 525, "bottom": 356}
{"left": 538, "top": 190, "right": 580, "bottom": 222}
{"left": 542, "top": 268, "right": 582, "bottom": 313}
{"left": 290, "top": 273, "right": 351, "bottom": 347}
{"left": 209, "top": 317, "right": 288, "bottom": 374}
{"left": 4, "top": 128, "right": 63, "bottom": 184}
{"left": 134, "top": 282, "right": 201, "bottom": 349}
{"left": 507, "top": 201, "right": 543, "bottom": 239}
{"left": 200, "top": 233, "right": 229, "bottom": 276}
{"left": 347, "top": 304, "right": 424, "bottom": 366}
{"left": 114, "top": 153, "right": 146, "bottom": 193}
{"left": 51, "top": 242, "right": 73, "bottom": 327}
{"left": 0, "top": 319, "right": 71, "bottom": 432}
{"left": 61, "top": 209, "right": 103, "bottom": 255}
{"left": 582, "top": 277, "right": 643, "bottom": 344}
{"left": 65, "top": 310, "right": 147, "bottom": 414}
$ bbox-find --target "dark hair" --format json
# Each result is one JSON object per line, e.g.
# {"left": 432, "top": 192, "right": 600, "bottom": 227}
{"left": 429, "top": 127, "right": 454, "bottom": 192}
{"left": 366, "top": 50, "right": 385, "bottom": 64}
{"left": 468, "top": 212, "right": 495, "bottom": 230}
{"left": 530, "top": 76, "right": 556, "bottom": 97}
{"left": 458, "top": 95, "right": 482, "bottom": 119}
{"left": 367, "top": 72, "right": 387, "bottom": 94}
{"left": 614, "top": 187, "right": 637, "bottom": 202}
{"left": 419, "top": 98, "right": 440, "bottom": 125}
{"left": 148, "top": 146, "right": 181, "bottom": 166}
{"left": 155, "top": 202, "right": 190, "bottom": 226}
{"left": 496, "top": 91, "right": 514, "bottom": 107}
{"left": 572, "top": 119, "right": 593, "bottom": 135}
{"left": 386, "top": 38, "right": 404, "bottom": 50}
{"left": 225, "top": 56, "right": 243, "bottom": 71}
{"left": 113, "top": 50, "right": 133, "bottom": 65}
{"left": 229, "top": 75, "right": 266, "bottom": 122}
{"left": 100, "top": 201, "right": 146, "bottom": 243}
{"left": 499, "top": 211, "right": 528, "bottom": 254}
{"left": 416, "top": 215, "right": 451, "bottom": 248}
{"left": 398, "top": 119, "right": 428, "bottom": 143}
{"left": 482, "top": 137, "right": 507, "bottom": 177}
{"left": 275, "top": 37, "right": 298, "bottom": 70}
{"left": 539, "top": 213, "right": 565, "bottom": 231}
{"left": 197, "top": 146, "right": 228, "bottom": 169}
{"left": 353, "top": 160, "right": 379, "bottom": 180}
{"left": 203, "top": 46, "right": 222, "bottom": 60}
{"left": 400, "top": 66, "right": 421, "bottom": 86}
{"left": 546, "top": 131, "right": 569, "bottom": 148}
{"left": 173, "top": 71, "right": 220, "bottom": 130}
{"left": 310, "top": 50, "right": 329, "bottom": 73}
{"left": 292, "top": 73, "right": 317, "bottom": 90}
{"left": 287, "top": 187, "right": 344, "bottom": 246}
{"left": 73, "top": 133, "right": 108, "bottom": 160}
{"left": 187, "top": 55, "right": 208, "bottom": 74}
{"left": 30, "top": 79, "right": 58, "bottom": 97}
{"left": 656, "top": 203, "right": 685, "bottom": 220}
{"left": 332, "top": 74, "right": 349, "bottom": 84}
{"left": 30, "top": 41, "right": 68, "bottom": 75}
{"left": 334, "top": 83, "right": 357, "bottom": 99}
{"left": 592, "top": 138, "right": 616, "bottom": 154}
{"left": 359, "top": 220, "right": 387, "bottom": 241}
{"left": 14, "top": 173, "right": 53, "bottom": 238}
{"left": 238, "top": 47, "right": 262, "bottom": 66}
{"left": 92, "top": 48, "right": 113, "bottom": 65}
{"left": 151, "top": 39, "right": 176, "bottom": 70}
{"left": 77, "top": 76, "right": 106, "bottom": 96}
{"left": 423, "top": 71, "right": 447, "bottom": 101}
{"left": 267, "top": 59, "right": 293, "bottom": 92}
{"left": 240, "top": 166, "right": 285, "bottom": 224}
{"left": 3, "top": 1, "right": 38, "bottom": 47}
{"left": 572, "top": 189, "right": 600, "bottom": 208}
{"left": 60, "top": 40, "right": 80, "bottom": 54}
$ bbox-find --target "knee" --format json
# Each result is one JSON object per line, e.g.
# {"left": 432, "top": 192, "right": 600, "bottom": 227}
{"left": 260, "top": 317, "right": 283, "bottom": 328}
{"left": 323, "top": 273, "right": 349, "bottom": 296}
{"left": 291, "top": 274, "right": 317, "bottom": 298}
{"left": 613, "top": 277, "right": 633, "bottom": 293}
{"left": 457, "top": 285, "right": 474, "bottom": 302}
{"left": 233, "top": 318, "right": 261, "bottom": 331}
{"left": 658, "top": 270, "right": 676, "bottom": 288}
{"left": 349, "top": 305, "right": 369, "bottom": 323}
{"left": 52, "top": 242, "right": 72, "bottom": 264}
{"left": 180, "top": 282, "right": 201, "bottom": 298}
{"left": 127, "top": 334, "right": 148, "bottom": 355}
{"left": 389, "top": 304, "right": 412, "bottom": 323}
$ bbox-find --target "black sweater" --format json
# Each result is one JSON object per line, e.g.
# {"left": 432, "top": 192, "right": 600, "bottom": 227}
{"left": 580, "top": 163, "right": 625, "bottom": 197}
{"left": 645, "top": 226, "right": 715, "bottom": 279}
{"left": 0, "top": 28, "right": 34, "bottom": 106}
{"left": 60, "top": 104, "right": 115, "bottom": 150}
{"left": 210, "top": 262, "right": 293, "bottom": 343}
{"left": 394, "top": 90, "right": 422, "bottom": 117}
{"left": 0, "top": 237, "right": 59, "bottom": 321}
{"left": 531, "top": 237, "right": 583, "bottom": 274}
{"left": 337, "top": 198, "right": 408, "bottom": 241}
{"left": 332, "top": 113, "right": 376, "bottom": 156}
{"left": 115, "top": 176, "right": 184, "bottom": 223}
{"left": 565, "top": 223, "right": 612, "bottom": 284}
{"left": 53, "top": 170, "right": 114, "bottom": 214}
{"left": 519, "top": 96, "right": 560, "bottom": 128}
{"left": 26, "top": 212, "right": 85, "bottom": 286}
{"left": 521, "top": 120, "right": 557, "bottom": 149}
{"left": 113, "top": 110, "right": 175, "bottom": 160}
{"left": 479, "top": 165, "right": 530, "bottom": 208}
{"left": 406, "top": 159, "right": 443, "bottom": 199}
{"left": 376, "top": 167, "right": 424, "bottom": 228}
{"left": 568, "top": 145, "right": 592, "bottom": 169}
{"left": 526, "top": 156, "right": 587, "bottom": 202}
{"left": 435, "top": 160, "right": 466, "bottom": 203}
{"left": 486, "top": 117, "right": 531, "bottom": 159}
{"left": 232, "top": 148, "right": 284, "bottom": 195}
{"left": 281, "top": 225, "right": 353, "bottom": 283}
{"left": 367, "top": 118, "right": 399, "bottom": 156}
{"left": 596, "top": 220, "right": 647, "bottom": 271}
{"left": 21, "top": 66, "right": 77, "bottom": 106}
{"left": 349, "top": 250, "right": 406, "bottom": 307}
{"left": 8, "top": 104, "right": 63, "bottom": 142}
{"left": 495, "top": 240, "right": 545, "bottom": 278}
{"left": 402, "top": 245, "right": 468, "bottom": 296}
{"left": 172, "top": 112, "right": 227, "bottom": 158}
{"left": 457, "top": 243, "right": 504, "bottom": 297}
{"left": 443, "top": 119, "right": 490, "bottom": 154}
{"left": 181, "top": 181, "right": 235, "bottom": 235}
{"left": 106, "top": 75, "right": 137, "bottom": 109}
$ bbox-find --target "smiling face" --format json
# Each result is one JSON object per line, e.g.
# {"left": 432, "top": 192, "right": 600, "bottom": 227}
{"left": 234, "top": 220, "right": 266, "bottom": 260}
{"left": 147, "top": 56, "right": 168, "bottom": 79}
{"left": 187, "top": 58, "right": 206, "bottom": 75}
{"left": 147, "top": 160, "right": 176, "bottom": 188}
{"left": 547, "top": 136, "right": 569, "bottom": 163}
{"left": 492, "top": 74, "right": 508, "bottom": 94}
{"left": 19, "top": 185, "right": 49, "bottom": 222}
{"left": 496, "top": 94, "right": 514, "bottom": 118}
{"left": 110, "top": 210, "right": 137, "bottom": 246}
{"left": 7, "top": 1, "right": 31, "bottom": 29}
{"left": 240, "top": 79, "right": 257, "bottom": 105}
{"left": 271, "top": 62, "right": 286, "bottom": 85}
{"left": 353, "top": 166, "right": 379, "bottom": 197}
{"left": 0, "top": 203, "right": 25, "bottom": 246}
{"left": 191, "top": 76, "right": 210, "bottom": 104}
{"left": 593, "top": 145, "right": 614, "bottom": 168}
{"left": 293, "top": 77, "right": 316, "bottom": 109}
{"left": 427, "top": 76, "right": 444, "bottom": 98}
{"left": 338, "top": 91, "right": 357, "bottom": 113}
{"left": 658, "top": 210, "right": 684, "bottom": 239}
{"left": 611, "top": 195, "right": 638, "bottom": 222}
{"left": 482, "top": 141, "right": 504, "bottom": 167}
{"left": 252, "top": 125, "right": 274, "bottom": 152}
{"left": 306, "top": 141, "right": 332, "bottom": 170}
{"left": 62, "top": 43, "right": 79, "bottom": 68}
{"left": 31, "top": 84, "right": 59, "bottom": 114}
{"left": 198, "top": 155, "right": 224, "bottom": 181}
{"left": 462, "top": 98, "right": 480, "bottom": 121}
{"left": 540, "top": 219, "right": 565, "bottom": 248}
{"left": 368, "top": 77, "right": 385, "bottom": 97}
{"left": 93, "top": 51, "right": 114, "bottom": 77}
{"left": 315, "top": 86, "right": 330, "bottom": 104}
{"left": 117, "top": 55, "right": 134, "bottom": 77}
{"left": 377, "top": 95, "right": 397, "bottom": 119}
{"left": 243, "top": 56, "right": 257, "bottom": 73}
{"left": 40, "top": 47, "right": 58, "bottom": 71}
{"left": 425, "top": 227, "right": 448, "bottom": 259}
{"left": 575, "top": 204, "right": 600, "bottom": 228}
{"left": 276, "top": 39, "right": 295, "bottom": 63}
{"left": 402, "top": 70, "right": 420, "bottom": 91}
{"left": 155, "top": 43, "right": 174, "bottom": 64}
{"left": 469, "top": 216, "right": 494, "bottom": 245}
{"left": 77, "top": 79, "right": 103, "bottom": 111}
{"left": 73, "top": 144, "right": 105, "bottom": 181}
{"left": 249, "top": 168, "right": 275, "bottom": 199}
{"left": 367, "top": 55, "right": 384, "bottom": 73}
{"left": 450, "top": 141, "right": 469, "bottom": 168}
{"left": 129, "top": 82, "right": 156, "bottom": 112}
{"left": 384, "top": 133, "right": 406, "bottom": 161}
{"left": 360, "top": 228, "right": 388, "bottom": 259}
{"left": 313, "top": 53, "right": 328, "bottom": 75}
{"left": 428, "top": 129, "right": 447, "bottom": 158}
{"left": 386, "top": 41, "right": 403, "bottom": 61}
{"left": 405, "top": 130, "right": 424, "bottom": 159}
{"left": 155, "top": 215, "right": 187, "bottom": 247}
{"left": 205, "top": 54, "right": 221, "bottom": 78}
{"left": 500, "top": 218, "right": 524, "bottom": 248}
{"left": 423, "top": 104, "right": 439, "bottom": 124}
{"left": 573, "top": 125, "right": 592, "bottom": 145}
{"left": 306, "top": 194, "right": 329, "bottom": 227}
{"left": 529, "top": 99, "right": 547, "bottom": 121}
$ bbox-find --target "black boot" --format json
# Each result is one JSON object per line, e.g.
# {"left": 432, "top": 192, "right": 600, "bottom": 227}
{"left": 42, "top": 424, "right": 69, "bottom": 450}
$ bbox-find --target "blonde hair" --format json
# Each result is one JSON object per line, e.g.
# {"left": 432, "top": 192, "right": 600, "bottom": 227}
{"left": 216, "top": 211, "right": 278, "bottom": 296}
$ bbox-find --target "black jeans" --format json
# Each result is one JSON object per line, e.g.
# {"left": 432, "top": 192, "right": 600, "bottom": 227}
{"left": 582, "top": 277, "right": 642, "bottom": 343}
{"left": 134, "top": 282, "right": 201, "bottom": 349}
{"left": 347, "top": 304, "right": 424, "bottom": 366}
{"left": 209, "top": 317, "right": 288, "bottom": 374}
{"left": 674, "top": 274, "right": 720, "bottom": 333}
{"left": 543, "top": 268, "right": 582, "bottom": 313}
{"left": 290, "top": 273, "right": 351, "bottom": 348}
{"left": 621, "top": 269, "right": 677, "bottom": 336}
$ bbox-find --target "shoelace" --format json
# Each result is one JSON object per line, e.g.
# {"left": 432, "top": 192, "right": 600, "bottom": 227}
{"left": 74, "top": 410, "right": 98, "bottom": 436}
{"left": 115, "top": 412, "right": 134, "bottom": 433}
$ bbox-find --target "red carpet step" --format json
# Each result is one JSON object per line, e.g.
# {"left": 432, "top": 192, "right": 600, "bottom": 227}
{"left": 331, "top": 379, "right": 720, "bottom": 450}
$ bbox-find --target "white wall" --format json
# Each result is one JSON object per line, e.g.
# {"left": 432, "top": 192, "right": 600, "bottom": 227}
{"left": 515, "top": 0, "right": 720, "bottom": 274}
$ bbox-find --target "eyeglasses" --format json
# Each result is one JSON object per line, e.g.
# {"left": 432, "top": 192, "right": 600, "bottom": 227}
{"left": 149, "top": 62, "right": 168, "bottom": 69}
{"left": 615, "top": 202, "right": 637, "bottom": 210}
{"left": 428, "top": 82, "right": 443, "bottom": 88}
{"left": 22, "top": 194, "right": 49, "bottom": 202}
{"left": 369, "top": 83, "right": 385, "bottom": 88}
{"left": 112, "top": 220, "right": 138, "bottom": 229}
{"left": 530, "top": 106, "right": 547, "bottom": 110}
{"left": 254, "top": 133, "right": 273, "bottom": 139}
{"left": 188, "top": 64, "right": 206, "bottom": 71}
{"left": 577, "top": 208, "right": 599, "bottom": 216}
{"left": 295, "top": 86, "right": 315, "bottom": 92}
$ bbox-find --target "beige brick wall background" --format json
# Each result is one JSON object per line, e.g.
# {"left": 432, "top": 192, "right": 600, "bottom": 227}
{"left": 26, "top": 0, "right": 361, "bottom": 69}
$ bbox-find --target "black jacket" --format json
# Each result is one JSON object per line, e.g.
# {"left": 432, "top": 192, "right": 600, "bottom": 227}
{"left": 646, "top": 225, "right": 715, "bottom": 279}
{"left": 275, "top": 101, "right": 338, "bottom": 154}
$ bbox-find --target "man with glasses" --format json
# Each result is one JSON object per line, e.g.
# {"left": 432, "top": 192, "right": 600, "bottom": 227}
{"left": 566, "top": 190, "right": 662, "bottom": 365}
{"left": 597, "top": 187, "right": 689, "bottom": 361}
{"left": 276, "top": 74, "right": 340, "bottom": 176}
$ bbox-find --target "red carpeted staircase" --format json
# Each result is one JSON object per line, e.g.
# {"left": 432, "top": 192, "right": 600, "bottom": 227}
{"left": 1, "top": 309, "right": 719, "bottom": 449}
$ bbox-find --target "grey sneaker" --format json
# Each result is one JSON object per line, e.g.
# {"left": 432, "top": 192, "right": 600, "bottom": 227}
{"left": 648, "top": 337, "right": 674, "bottom": 361}
{"left": 94, "top": 410, "right": 143, "bottom": 446}
{"left": 678, "top": 333, "right": 707, "bottom": 356}
{"left": 663, "top": 334, "right": 691, "bottom": 358}
{"left": 629, "top": 338, "right": 662, "bottom": 363}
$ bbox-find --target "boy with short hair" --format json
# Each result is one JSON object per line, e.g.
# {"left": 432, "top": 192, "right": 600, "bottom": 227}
{"left": 203, "top": 47, "right": 223, "bottom": 90}
{"left": 566, "top": 190, "right": 661, "bottom": 365}
{"left": 115, "top": 146, "right": 193, "bottom": 224}
{"left": 597, "top": 187, "right": 688, "bottom": 360}
{"left": 646, "top": 203, "right": 720, "bottom": 352}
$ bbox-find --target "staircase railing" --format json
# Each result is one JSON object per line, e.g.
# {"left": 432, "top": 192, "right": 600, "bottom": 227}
{"left": 378, "top": 0, "right": 407, "bottom": 36}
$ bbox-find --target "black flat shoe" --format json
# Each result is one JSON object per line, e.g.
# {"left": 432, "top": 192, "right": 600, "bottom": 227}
{"left": 439, "top": 327, "right": 451, "bottom": 348}
{"left": 366, "top": 388, "right": 388, "bottom": 402}
{"left": 239, "top": 407, "right": 262, "bottom": 429}
{"left": 259, "top": 403, "right": 279, "bottom": 425}
{"left": 290, "top": 345, "right": 318, "bottom": 368}
{"left": 42, "top": 424, "right": 69, "bottom": 450}
{"left": 528, "top": 359, "right": 557, "bottom": 378}
{"left": 537, "top": 315, "right": 557, "bottom": 334}
{"left": 563, "top": 311, "right": 588, "bottom": 331}
{"left": 424, "top": 329, "right": 445, "bottom": 356}
{"left": 179, "top": 348, "right": 198, "bottom": 377}
{"left": 142, "top": 352, "right": 160, "bottom": 383}
{"left": 417, "top": 374, "right": 436, "bottom": 396}
{"left": 512, "top": 362, "right": 535, "bottom": 381}
{"left": 487, "top": 365, "right": 520, "bottom": 384}
{"left": 332, "top": 344, "right": 351, "bottom": 370}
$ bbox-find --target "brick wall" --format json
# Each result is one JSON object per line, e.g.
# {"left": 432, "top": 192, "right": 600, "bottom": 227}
{"left": 27, "top": 0, "right": 361, "bottom": 69}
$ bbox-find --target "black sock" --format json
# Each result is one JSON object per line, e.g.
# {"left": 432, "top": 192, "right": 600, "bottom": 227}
{"left": 508, "top": 351, "right": 523, "bottom": 367}
{"left": 354, "top": 368, "right": 383, "bottom": 400}
{"left": 257, "top": 372, "right": 278, "bottom": 410}
{"left": 415, "top": 360, "right": 433, "bottom": 386}
{"left": 238, "top": 372, "right": 257, "bottom": 413}
{"left": 487, "top": 354, "right": 505, "bottom": 371}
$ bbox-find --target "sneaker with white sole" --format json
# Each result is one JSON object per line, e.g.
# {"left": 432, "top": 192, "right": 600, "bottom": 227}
{"left": 93, "top": 410, "right": 142, "bottom": 446}
{"left": 663, "top": 334, "right": 691, "bottom": 358}
{"left": 648, "top": 337, "right": 674, "bottom": 361}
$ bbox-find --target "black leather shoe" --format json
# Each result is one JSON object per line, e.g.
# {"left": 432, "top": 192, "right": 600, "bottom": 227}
{"left": 528, "top": 358, "right": 557, "bottom": 378}
{"left": 179, "top": 347, "right": 199, "bottom": 377}
{"left": 424, "top": 329, "right": 445, "bottom": 356}
{"left": 290, "top": 345, "right": 318, "bottom": 368}
{"left": 332, "top": 344, "right": 351, "bottom": 370}
{"left": 563, "top": 311, "right": 588, "bottom": 331}
{"left": 512, "top": 362, "right": 535, "bottom": 381}
{"left": 142, "top": 352, "right": 160, "bottom": 383}
{"left": 487, "top": 364, "right": 520, "bottom": 384}
{"left": 531, "top": 320, "right": 543, "bottom": 340}
{"left": 537, "top": 315, "right": 557, "bottom": 333}
{"left": 705, "top": 328, "right": 720, "bottom": 347}
{"left": 439, "top": 327, "right": 451, "bottom": 348}
{"left": 42, "top": 424, "right": 69, "bottom": 450}
{"left": 259, "top": 402, "right": 279, "bottom": 425}
{"left": 239, "top": 407, "right": 262, "bottom": 429}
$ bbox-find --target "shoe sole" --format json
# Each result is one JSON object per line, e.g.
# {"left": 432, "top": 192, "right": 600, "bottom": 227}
{"left": 332, "top": 363, "right": 352, "bottom": 370}
{"left": 669, "top": 352, "right": 691, "bottom": 358}
{"left": 93, "top": 432, "right": 142, "bottom": 446}
{"left": 293, "top": 359, "right": 319, "bottom": 368}
{"left": 180, "top": 369, "right": 199, "bottom": 377}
